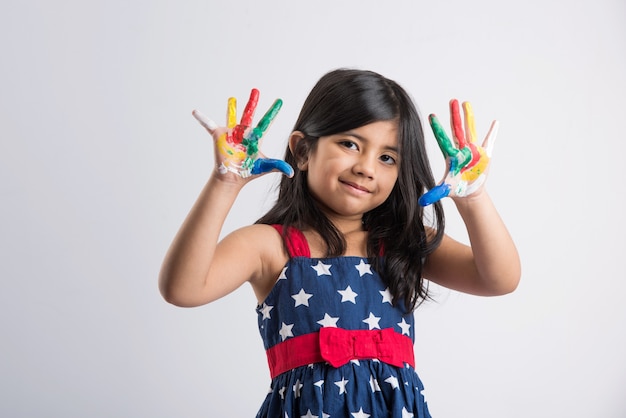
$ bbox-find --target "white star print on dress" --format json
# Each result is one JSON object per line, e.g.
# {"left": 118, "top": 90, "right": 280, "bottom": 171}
{"left": 260, "top": 303, "right": 273, "bottom": 320}
{"left": 385, "top": 375, "right": 400, "bottom": 390}
{"left": 293, "top": 379, "right": 303, "bottom": 398}
{"left": 335, "top": 377, "right": 349, "bottom": 395}
{"left": 380, "top": 287, "right": 393, "bottom": 304}
{"left": 398, "top": 318, "right": 411, "bottom": 335}
{"left": 369, "top": 375, "right": 381, "bottom": 392}
{"left": 402, "top": 407, "right": 415, "bottom": 418}
{"left": 338, "top": 285, "right": 358, "bottom": 304}
{"left": 278, "top": 322, "right": 294, "bottom": 341}
{"left": 351, "top": 408, "right": 371, "bottom": 418}
{"left": 354, "top": 259, "right": 373, "bottom": 276}
{"left": 292, "top": 288, "right": 313, "bottom": 307}
{"left": 317, "top": 313, "right": 339, "bottom": 327}
{"left": 311, "top": 260, "right": 332, "bottom": 276}
{"left": 362, "top": 312, "right": 381, "bottom": 330}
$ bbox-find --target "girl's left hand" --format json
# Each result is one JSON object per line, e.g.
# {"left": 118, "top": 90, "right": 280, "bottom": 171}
{"left": 419, "top": 99, "right": 499, "bottom": 206}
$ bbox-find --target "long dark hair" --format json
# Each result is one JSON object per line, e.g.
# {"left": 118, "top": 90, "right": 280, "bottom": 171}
{"left": 256, "top": 68, "right": 445, "bottom": 311}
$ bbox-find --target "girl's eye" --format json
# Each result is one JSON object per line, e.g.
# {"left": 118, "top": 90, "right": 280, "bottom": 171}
{"left": 380, "top": 154, "right": 397, "bottom": 165}
{"left": 340, "top": 140, "right": 358, "bottom": 150}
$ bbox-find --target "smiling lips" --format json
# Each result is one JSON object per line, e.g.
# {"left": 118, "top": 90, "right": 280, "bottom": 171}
{"left": 341, "top": 180, "right": 371, "bottom": 193}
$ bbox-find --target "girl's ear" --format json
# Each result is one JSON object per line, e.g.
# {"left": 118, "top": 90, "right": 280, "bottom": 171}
{"left": 288, "top": 131, "right": 309, "bottom": 171}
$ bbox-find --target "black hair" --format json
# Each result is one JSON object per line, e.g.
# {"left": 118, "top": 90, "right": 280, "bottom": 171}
{"left": 256, "top": 68, "right": 445, "bottom": 311}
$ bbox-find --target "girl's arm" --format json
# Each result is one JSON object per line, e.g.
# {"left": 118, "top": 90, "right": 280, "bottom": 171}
{"left": 424, "top": 190, "right": 521, "bottom": 296}
{"left": 420, "top": 99, "right": 520, "bottom": 296}
{"left": 159, "top": 176, "right": 287, "bottom": 306}
{"left": 159, "top": 90, "right": 293, "bottom": 307}
{"left": 159, "top": 175, "right": 241, "bottom": 307}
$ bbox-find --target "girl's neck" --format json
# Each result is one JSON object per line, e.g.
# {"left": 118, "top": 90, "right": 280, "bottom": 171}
{"left": 303, "top": 218, "right": 368, "bottom": 258}
{"left": 324, "top": 213, "right": 364, "bottom": 236}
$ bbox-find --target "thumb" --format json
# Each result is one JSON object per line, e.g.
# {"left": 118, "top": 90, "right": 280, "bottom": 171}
{"left": 252, "top": 158, "right": 294, "bottom": 178}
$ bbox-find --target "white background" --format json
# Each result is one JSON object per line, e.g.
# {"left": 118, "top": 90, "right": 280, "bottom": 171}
{"left": 1, "top": 0, "right": 625, "bottom": 416}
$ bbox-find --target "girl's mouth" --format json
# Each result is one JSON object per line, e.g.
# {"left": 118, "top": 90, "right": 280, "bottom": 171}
{"left": 341, "top": 180, "right": 371, "bottom": 194}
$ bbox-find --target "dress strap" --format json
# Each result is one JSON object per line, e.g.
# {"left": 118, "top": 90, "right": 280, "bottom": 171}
{"left": 271, "top": 224, "right": 311, "bottom": 258}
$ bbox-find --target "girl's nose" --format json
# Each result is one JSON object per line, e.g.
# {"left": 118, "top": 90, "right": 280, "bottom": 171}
{"left": 353, "top": 155, "right": 375, "bottom": 178}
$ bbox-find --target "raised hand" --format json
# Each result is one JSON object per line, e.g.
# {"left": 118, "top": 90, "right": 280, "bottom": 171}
{"left": 418, "top": 99, "right": 498, "bottom": 207}
{"left": 192, "top": 88, "right": 294, "bottom": 179}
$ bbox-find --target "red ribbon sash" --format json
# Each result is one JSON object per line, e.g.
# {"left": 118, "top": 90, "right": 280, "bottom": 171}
{"left": 266, "top": 327, "right": 415, "bottom": 379}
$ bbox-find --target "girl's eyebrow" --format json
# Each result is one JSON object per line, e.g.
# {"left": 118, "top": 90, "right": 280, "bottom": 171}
{"left": 342, "top": 131, "right": 399, "bottom": 153}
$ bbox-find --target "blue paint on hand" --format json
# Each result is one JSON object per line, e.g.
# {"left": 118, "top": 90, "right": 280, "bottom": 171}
{"left": 418, "top": 183, "right": 451, "bottom": 207}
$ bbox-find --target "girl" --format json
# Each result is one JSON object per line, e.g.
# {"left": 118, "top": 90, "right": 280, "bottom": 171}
{"left": 159, "top": 69, "right": 521, "bottom": 417}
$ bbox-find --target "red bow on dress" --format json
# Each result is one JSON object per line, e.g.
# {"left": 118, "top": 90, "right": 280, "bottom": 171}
{"left": 319, "top": 327, "right": 414, "bottom": 368}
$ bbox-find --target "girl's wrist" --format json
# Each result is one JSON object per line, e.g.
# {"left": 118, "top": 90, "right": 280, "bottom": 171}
{"left": 451, "top": 188, "right": 490, "bottom": 210}
{"left": 208, "top": 171, "right": 247, "bottom": 194}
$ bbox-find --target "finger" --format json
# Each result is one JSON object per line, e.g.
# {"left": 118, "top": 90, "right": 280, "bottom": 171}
{"left": 431, "top": 112, "right": 472, "bottom": 175}
{"left": 429, "top": 114, "right": 457, "bottom": 159}
{"left": 482, "top": 120, "right": 499, "bottom": 157}
{"left": 227, "top": 97, "right": 237, "bottom": 129}
{"left": 251, "top": 158, "right": 295, "bottom": 177}
{"left": 248, "top": 98, "right": 283, "bottom": 143}
{"left": 418, "top": 183, "right": 451, "bottom": 207}
{"left": 240, "top": 88, "right": 260, "bottom": 127}
{"left": 462, "top": 102, "right": 477, "bottom": 144}
{"left": 232, "top": 88, "right": 260, "bottom": 144}
{"left": 192, "top": 110, "right": 218, "bottom": 133}
{"left": 460, "top": 101, "right": 481, "bottom": 170}
{"left": 450, "top": 99, "right": 467, "bottom": 148}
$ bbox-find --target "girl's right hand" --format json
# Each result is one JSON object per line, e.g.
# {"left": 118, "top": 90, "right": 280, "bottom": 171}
{"left": 192, "top": 88, "right": 294, "bottom": 183}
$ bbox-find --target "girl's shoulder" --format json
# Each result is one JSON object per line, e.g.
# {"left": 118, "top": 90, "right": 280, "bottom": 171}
{"left": 222, "top": 224, "right": 290, "bottom": 302}
{"left": 226, "top": 223, "right": 287, "bottom": 256}
{"left": 239, "top": 223, "right": 290, "bottom": 264}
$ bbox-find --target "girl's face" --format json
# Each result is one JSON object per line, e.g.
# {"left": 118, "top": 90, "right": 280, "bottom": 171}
{"left": 304, "top": 120, "right": 400, "bottom": 223}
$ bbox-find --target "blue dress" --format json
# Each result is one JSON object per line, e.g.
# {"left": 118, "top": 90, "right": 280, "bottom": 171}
{"left": 255, "top": 226, "right": 432, "bottom": 418}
